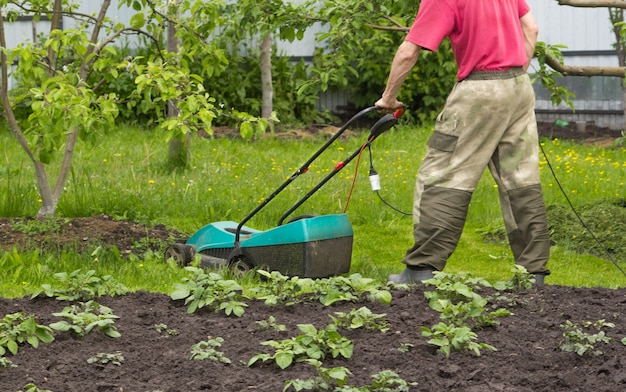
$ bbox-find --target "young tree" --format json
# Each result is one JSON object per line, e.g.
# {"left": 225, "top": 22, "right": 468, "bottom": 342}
{"left": 0, "top": 0, "right": 119, "bottom": 218}
{"left": 0, "top": 0, "right": 261, "bottom": 218}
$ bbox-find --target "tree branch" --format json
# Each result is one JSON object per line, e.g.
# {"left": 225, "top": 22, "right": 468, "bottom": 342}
{"left": 557, "top": 0, "right": 626, "bottom": 9}
{"left": 545, "top": 55, "right": 626, "bottom": 76}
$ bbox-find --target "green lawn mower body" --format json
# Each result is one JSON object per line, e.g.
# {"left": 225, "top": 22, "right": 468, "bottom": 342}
{"left": 181, "top": 214, "right": 353, "bottom": 278}
{"left": 164, "top": 106, "right": 404, "bottom": 278}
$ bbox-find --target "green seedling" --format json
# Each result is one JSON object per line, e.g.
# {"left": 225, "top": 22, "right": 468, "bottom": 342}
{"left": 190, "top": 336, "right": 231, "bottom": 363}
{"left": 355, "top": 370, "right": 417, "bottom": 392}
{"left": 12, "top": 218, "right": 63, "bottom": 235}
{"left": 0, "top": 356, "right": 17, "bottom": 368}
{"left": 398, "top": 343, "right": 414, "bottom": 353}
{"left": 50, "top": 300, "right": 121, "bottom": 338}
{"left": 256, "top": 316, "right": 287, "bottom": 332}
{"left": 170, "top": 267, "right": 248, "bottom": 316}
{"left": 31, "top": 269, "right": 128, "bottom": 301}
{"left": 559, "top": 319, "right": 615, "bottom": 356}
{"left": 0, "top": 312, "right": 54, "bottom": 357}
{"left": 248, "top": 323, "right": 353, "bottom": 370}
{"left": 87, "top": 351, "right": 125, "bottom": 366}
{"left": 493, "top": 265, "right": 536, "bottom": 291}
{"left": 19, "top": 384, "right": 53, "bottom": 392}
{"left": 283, "top": 359, "right": 351, "bottom": 391}
{"left": 425, "top": 272, "right": 512, "bottom": 329}
{"left": 285, "top": 365, "right": 415, "bottom": 392}
{"left": 330, "top": 306, "right": 390, "bottom": 333}
{"left": 154, "top": 323, "right": 179, "bottom": 336}
{"left": 249, "top": 270, "right": 315, "bottom": 306}
{"left": 420, "top": 322, "right": 496, "bottom": 358}
{"left": 315, "top": 274, "right": 392, "bottom": 306}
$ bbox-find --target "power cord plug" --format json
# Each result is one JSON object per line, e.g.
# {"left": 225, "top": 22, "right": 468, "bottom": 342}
{"left": 369, "top": 167, "right": 381, "bottom": 191}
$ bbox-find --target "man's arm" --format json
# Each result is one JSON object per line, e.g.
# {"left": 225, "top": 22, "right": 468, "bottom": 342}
{"left": 375, "top": 41, "right": 421, "bottom": 109}
{"left": 520, "top": 11, "right": 538, "bottom": 71}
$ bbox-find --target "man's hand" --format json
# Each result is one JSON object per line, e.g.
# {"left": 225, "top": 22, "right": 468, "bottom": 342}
{"left": 375, "top": 96, "right": 404, "bottom": 112}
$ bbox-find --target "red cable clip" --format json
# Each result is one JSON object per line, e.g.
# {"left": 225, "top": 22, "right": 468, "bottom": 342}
{"left": 393, "top": 107, "right": 405, "bottom": 118}
{"left": 334, "top": 161, "right": 345, "bottom": 171}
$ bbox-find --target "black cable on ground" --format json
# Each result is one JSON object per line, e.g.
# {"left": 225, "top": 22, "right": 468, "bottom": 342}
{"left": 540, "top": 142, "right": 626, "bottom": 278}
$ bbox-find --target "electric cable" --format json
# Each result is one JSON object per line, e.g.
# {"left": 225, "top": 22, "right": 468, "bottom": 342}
{"left": 539, "top": 142, "right": 626, "bottom": 278}
{"left": 343, "top": 137, "right": 372, "bottom": 213}
{"left": 367, "top": 144, "right": 411, "bottom": 216}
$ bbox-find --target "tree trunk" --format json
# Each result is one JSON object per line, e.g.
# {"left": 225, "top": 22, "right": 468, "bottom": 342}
{"left": 166, "top": 13, "right": 190, "bottom": 167}
{"left": 260, "top": 34, "right": 273, "bottom": 121}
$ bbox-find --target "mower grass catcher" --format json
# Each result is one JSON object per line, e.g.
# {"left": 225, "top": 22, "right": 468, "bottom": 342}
{"left": 165, "top": 106, "right": 405, "bottom": 278}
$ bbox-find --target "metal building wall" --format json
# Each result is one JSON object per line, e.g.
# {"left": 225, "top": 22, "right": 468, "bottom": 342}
{"left": 527, "top": 0, "right": 623, "bottom": 130}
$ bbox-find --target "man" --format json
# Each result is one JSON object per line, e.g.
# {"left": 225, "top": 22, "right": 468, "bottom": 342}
{"left": 375, "top": 0, "right": 551, "bottom": 286}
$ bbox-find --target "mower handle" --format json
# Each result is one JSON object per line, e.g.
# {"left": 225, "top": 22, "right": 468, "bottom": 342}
{"left": 233, "top": 106, "right": 402, "bottom": 244}
{"left": 276, "top": 107, "right": 405, "bottom": 226}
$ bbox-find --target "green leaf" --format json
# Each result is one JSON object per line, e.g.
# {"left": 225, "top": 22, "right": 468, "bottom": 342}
{"left": 49, "top": 321, "right": 71, "bottom": 332}
{"left": 130, "top": 13, "right": 146, "bottom": 29}
{"left": 240, "top": 121, "right": 254, "bottom": 140}
{"left": 26, "top": 335, "right": 39, "bottom": 348}
{"left": 7, "top": 339, "right": 18, "bottom": 355}
{"left": 170, "top": 286, "right": 190, "bottom": 300}
{"left": 275, "top": 351, "right": 293, "bottom": 369}
{"left": 104, "top": 329, "right": 121, "bottom": 338}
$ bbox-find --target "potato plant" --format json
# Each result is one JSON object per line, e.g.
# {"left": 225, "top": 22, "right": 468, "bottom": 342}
{"left": 0, "top": 312, "right": 54, "bottom": 357}
{"left": 49, "top": 301, "right": 121, "bottom": 338}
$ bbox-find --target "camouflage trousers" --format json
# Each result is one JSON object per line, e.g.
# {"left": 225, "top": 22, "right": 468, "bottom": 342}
{"left": 404, "top": 69, "right": 551, "bottom": 275}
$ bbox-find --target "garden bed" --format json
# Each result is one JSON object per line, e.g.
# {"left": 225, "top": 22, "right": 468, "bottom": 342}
{"left": 1, "top": 285, "right": 625, "bottom": 391}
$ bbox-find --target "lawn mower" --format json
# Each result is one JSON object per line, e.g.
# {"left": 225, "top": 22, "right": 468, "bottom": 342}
{"left": 164, "top": 106, "right": 405, "bottom": 277}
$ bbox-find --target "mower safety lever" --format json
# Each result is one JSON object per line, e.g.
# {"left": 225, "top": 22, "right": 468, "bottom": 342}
{"left": 368, "top": 106, "right": 404, "bottom": 138}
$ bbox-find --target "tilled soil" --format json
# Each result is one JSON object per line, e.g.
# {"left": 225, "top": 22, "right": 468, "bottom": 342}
{"left": 1, "top": 286, "right": 625, "bottom": 392}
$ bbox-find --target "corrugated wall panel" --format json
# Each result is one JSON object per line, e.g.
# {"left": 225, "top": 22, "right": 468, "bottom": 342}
{"left": 528, "top": 0, "right": 623, "bottom": 129}
{"left": 527, "top": 0, "right": 614, "bottom": 52}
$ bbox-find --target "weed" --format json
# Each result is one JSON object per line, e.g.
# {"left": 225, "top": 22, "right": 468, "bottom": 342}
{"left": 87, "top": 351, "right": 125, "bottom": 366}
{"left": 559, "top": 319, "right": 615, "bottom": 356}
{"left": 0, "top": 312, "right": 54, "bottom": 357}
{"left": 190, "top": 336, "right": 231, "bottom": 363}
{"left": 49, "top": 300, "right": 121, "bottom": 338}
{"left": 31, "top": 269, "right": 128, "bottom": 301}
{"left": 12, "top": 218, "right": 63, "bottom": 235}
{"left": 170, "top": 267, "right": 248, "bottom": 316}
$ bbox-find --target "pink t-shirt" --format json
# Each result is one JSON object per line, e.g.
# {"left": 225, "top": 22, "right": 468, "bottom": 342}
{"left": 406, "top": 0, "right": 530, "bottom": 80}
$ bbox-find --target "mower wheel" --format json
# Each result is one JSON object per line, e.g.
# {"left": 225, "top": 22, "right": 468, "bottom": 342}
{"left": 229, "top": 257, "right": 253, "bottom": 276}
{"left": 164, "top": 243, "right": 194, "bottom": 266}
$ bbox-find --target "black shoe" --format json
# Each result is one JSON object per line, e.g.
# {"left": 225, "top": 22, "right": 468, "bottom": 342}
{"left": 388, "top": 267, "right": 434, "bottom": 284}
{"left": 532, "top": 273, "right": 545, "bottom": 287}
